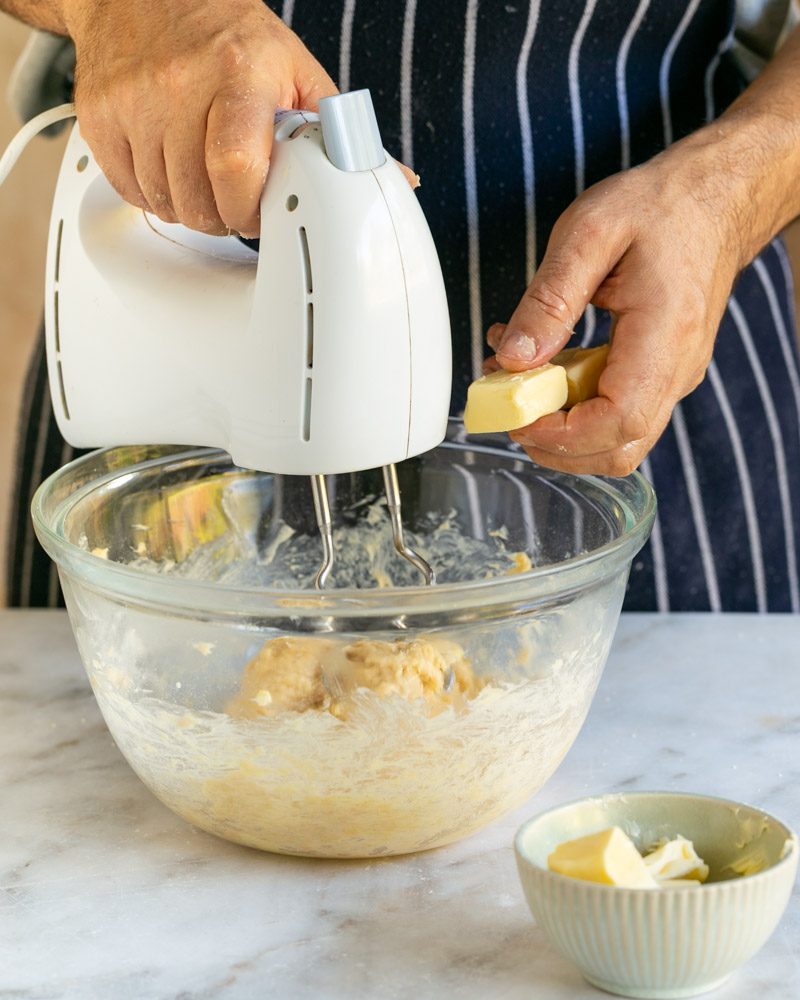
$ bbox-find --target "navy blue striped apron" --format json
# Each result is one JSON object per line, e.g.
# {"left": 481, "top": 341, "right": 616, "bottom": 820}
{"left": 8, "top": 0, "right": 800, "bottom": 611}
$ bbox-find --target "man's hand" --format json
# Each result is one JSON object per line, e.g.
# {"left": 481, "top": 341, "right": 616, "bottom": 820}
{"left": 486, "top": 145, "right": 742, "bottom": 477}
{"left": 488, "top": 27, "right": 800, "bottom": 478}
{"left": 62, "top": 0, "right": 337, "bottom": 236}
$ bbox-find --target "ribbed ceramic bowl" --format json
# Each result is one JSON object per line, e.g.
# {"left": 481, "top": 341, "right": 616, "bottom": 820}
{"left": 515, "top": 792, "right": 798, "bottom": 999}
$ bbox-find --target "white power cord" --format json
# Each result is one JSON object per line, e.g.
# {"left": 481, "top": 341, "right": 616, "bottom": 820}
{"left": 0, "top": 101, "right": 75, "bottom": 187}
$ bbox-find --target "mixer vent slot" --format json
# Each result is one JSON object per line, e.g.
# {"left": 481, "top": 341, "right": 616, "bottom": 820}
{"left": 306, "top": 303, "right": 314, "bottom": 369}
{"left": 299, "top": 226, "right": 312, "bottom": 294}
{"left": 53, "top": 217, "right": 70, "bottom": 420}
{"left": 299, "top": 227, "right": 314, "bottom": 440}
{"left": 54, "top": 291, "right": 61, "bottom": 352}
{"left": 302, "top": 378, "right": 313, "bottom": 442}
{"left": 54, "top": 218, "right": 63, "bottom": 282}
{"left": 57, "top": 361, "right": 70, "bottom": 420}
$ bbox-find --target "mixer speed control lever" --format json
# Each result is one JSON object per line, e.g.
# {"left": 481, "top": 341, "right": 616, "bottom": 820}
{"left": 319, "top": 90, "right": 386, "bottom": 172}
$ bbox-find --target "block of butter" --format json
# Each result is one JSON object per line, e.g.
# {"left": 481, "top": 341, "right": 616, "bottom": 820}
{"left": 463, "top": 363, "right": 568, "bottom": 434}
{"left": 547, "top": 826, "right": 659, "bottom": 888}
{"left": 552, "top": 343, "right": 610, "bottom": 408}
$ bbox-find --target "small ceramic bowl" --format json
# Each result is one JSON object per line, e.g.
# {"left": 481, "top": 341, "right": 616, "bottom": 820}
{"left": 514, "top": 792, "right": 798, "bottom": 999}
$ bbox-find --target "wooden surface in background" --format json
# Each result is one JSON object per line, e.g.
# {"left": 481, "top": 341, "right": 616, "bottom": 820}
{"left": 0, "top": 16, "right": 67, "bottom": 606}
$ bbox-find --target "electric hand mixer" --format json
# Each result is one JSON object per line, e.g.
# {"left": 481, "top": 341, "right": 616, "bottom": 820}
{"left": 3, "top": 90, "right": 452, "bottom": 589}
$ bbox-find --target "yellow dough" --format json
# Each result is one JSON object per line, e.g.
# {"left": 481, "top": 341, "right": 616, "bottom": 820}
{"left": 226, "top": 635, "right": 486, "bottom": 722}
{"left": 226, "top": 636, "right": 334, "bottom": 718}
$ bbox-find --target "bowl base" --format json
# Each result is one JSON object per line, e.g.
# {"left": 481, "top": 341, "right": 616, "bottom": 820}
{"left": 583, "top": 973, "right": 731, "bottom": 999}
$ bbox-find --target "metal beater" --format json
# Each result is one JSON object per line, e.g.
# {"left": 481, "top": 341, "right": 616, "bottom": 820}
{"left": 310, "top": 467, "right": 436, "bottom": 590}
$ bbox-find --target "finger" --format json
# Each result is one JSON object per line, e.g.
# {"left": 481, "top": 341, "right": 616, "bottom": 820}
{"left": 164, "top": 113, "right": 227, "bottom": 235}
{"left": 482, "top": 356, "right": 502, "bottom": 375}
{"left": 496, "top": 210, "right": 629, "bottom": 371}
{"left": 90, "top": 129, "right": 152, "bottom": 213}
{"left": 295, "top": 56, "right": 338, "bottom": 111}
{"left": 76, "top": 98, "right": 152, "bottom": 212}
{"left": 206, "top": 85, "right": 278, "bottom": 238}
{"left": 509, "top": 396, "right": 670, "bottom": 460}
{"left": 487, "top": 323, "right": 506, "bottom": 352}
{"left": 518, "top": 439, "right": 649, "bottom": 478}
{"left": 128, "top": 138, "right": 177, "bottom": 223}
{"left": 509, "top": 395, "right": 658, "bottom": 458}
{"left": 394, "top": 159, "right": 420, "bottom": 189}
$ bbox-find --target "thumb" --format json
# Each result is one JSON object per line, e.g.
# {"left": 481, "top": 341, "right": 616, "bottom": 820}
{"left": 496, "top": 211, "right": 628, "bottom": 370}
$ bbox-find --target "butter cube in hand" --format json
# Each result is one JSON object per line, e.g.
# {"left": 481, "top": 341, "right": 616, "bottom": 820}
{"left": 547, "top": 826, "right": 659, "bottom": 888}
{"left": 552, "top": 343, "right": 610, "bottom": 407}
{"left": 463, "top": 363, "right": 568, "bottom": 433}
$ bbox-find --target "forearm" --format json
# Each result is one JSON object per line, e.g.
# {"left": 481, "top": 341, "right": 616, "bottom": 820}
{"left": 662, "top": 26, "right": 800, "bottom": 270}
{"left": 0, "top": 0, "right": 72, "bottom": 34}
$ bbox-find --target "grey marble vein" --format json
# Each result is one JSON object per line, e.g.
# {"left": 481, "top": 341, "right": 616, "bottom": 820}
{"left": 1, "top": 611, "right": 798, "bottom": 1000}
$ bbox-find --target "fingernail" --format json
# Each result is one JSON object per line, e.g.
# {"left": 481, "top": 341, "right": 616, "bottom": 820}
{"left": 498, "top": 330, "right": 538, "bottom": 362}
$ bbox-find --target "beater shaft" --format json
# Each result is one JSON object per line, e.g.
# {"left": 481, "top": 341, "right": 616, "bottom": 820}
{"left": 310, "top": 474, "right": 335, "bottom": 589}
{"left": 382, "top": 464, "right": 436, "bottom": 585}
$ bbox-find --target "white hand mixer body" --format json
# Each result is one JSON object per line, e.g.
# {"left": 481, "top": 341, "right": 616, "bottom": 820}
{"left": 40, "top": 90, "right": 452, "bottom": 587}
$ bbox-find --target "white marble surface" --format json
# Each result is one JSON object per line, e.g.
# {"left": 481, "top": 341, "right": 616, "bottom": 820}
{"left": 1, "top": 611, "right": 798, "bottom": 1000}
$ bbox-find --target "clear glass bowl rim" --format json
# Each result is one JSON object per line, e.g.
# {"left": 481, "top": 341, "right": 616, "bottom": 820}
{"left": 32, "top": 440, "right": 656, "bottom": 619}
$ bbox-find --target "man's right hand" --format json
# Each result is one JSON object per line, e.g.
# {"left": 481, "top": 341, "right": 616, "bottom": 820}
{"left": 62, "top": 0, "right": 338, "bottom": 236}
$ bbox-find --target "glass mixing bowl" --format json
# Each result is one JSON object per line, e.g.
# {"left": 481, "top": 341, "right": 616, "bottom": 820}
{"left": 32, "top": 424, "right": 654, "bottom": 858}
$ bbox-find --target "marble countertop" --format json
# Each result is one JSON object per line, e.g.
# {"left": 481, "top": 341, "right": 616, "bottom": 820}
{"left": 1, "top": 611, "right": 798, "bottom": 1000}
